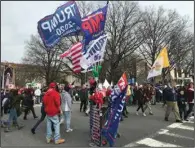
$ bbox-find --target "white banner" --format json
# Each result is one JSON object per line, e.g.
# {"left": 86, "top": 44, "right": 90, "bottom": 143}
{"left": 147, "top": 57, "right": 163, "bottom": 80}
{"left": 80, "top": 34, "right": 108, "bottom": 69}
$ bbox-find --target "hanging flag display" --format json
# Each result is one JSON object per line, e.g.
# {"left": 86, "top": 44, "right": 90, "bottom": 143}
{"left": 60, "top": 41, "right": 84, "bottom": 73}
{"left": 101, "top": 73, "right": 128, "bottom": 147}
{"left": 80, "top": 34, "right": 108, "bottom": 70}
{"left": 81, "top": 5, "right": 108, "bottom": 45}
{"left": 38, "top": 1, "right": 82, "bottom": 48}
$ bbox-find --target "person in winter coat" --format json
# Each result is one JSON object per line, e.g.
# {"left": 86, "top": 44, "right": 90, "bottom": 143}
{"left": 43, "top": 82, "right": 65, "bottom": 144}
{"left": 136, "top": 85, "right": 146, "bottom": 116}
{"left": 184, "top": 82, "right": 194, "bottom": 121}
{"left": 31, "top": 88, "right": 54, "bottom": 134}
{"left": 143, "top": 84, "right": 153, "bottom": 115}
{"left": 23, "top": 88, "right": 38, "bottom": 120}
{"left": 61, "top": 85, "right": 73, "bottom": 132}
{"left": 164, "top": 81, "right": 182, "bottom": 122}
{"left": 177, "top": 86, "right": 187, "bottom": 120}
{"left": 79, "top": 84, "right": 88, "bottom": 112}
{"left": 4, "top": 89, "right": 24, "bottom": 132}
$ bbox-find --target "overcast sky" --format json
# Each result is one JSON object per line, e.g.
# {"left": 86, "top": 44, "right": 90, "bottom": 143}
{"left": 1, "top": 1, "right": 194, "bottom": 63}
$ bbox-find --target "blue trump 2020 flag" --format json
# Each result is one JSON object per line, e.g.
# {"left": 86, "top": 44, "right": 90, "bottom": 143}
{"left": 37, "top": 1, "right": 82, "bottom": 48}
{"left": 101, "top": 86, "right": 127, "bottom": 147}
{"left": 81, "top": 4, "right": 108, "bottom": 45}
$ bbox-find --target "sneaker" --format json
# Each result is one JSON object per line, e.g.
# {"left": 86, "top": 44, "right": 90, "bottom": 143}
{"left": 46, "top": 138, "right": 53, "bottom": 144}
{"left": 136, "top": 112, "right": 139, "bottom": 115}
{"left": 4, "top": 128, "right": 11, "bottom": 132}
{"left": 149, "top": 112, "right": 153, "bottom": 115}
{"left": 66, "top": 128, "right": 73, "bottom": 133}
{"left": 17, "top": 125, "right": 24, "bottom": 130}
{"left": 31, "top": 128, "right": 35, "bottom": 134}
{"left": 55, "top": 138, "right": 65, "bottom": 144}
{"left": 143, "top": 113, "right": 146, "bottom": 116}
{"left": 34, "top": 116, "right": 38, "bottom": 119}
{"left": 176, "top": 120, "right": 183, "bottom": 123}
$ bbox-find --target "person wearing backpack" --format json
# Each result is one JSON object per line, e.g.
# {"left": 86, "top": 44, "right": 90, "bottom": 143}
{"left": 4, "top": 89, "right": 24, "bottom": 132}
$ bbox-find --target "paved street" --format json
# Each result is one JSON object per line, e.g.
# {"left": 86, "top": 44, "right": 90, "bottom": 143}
{"left": 1, "top": 102, "right": 194, "bottom": 147}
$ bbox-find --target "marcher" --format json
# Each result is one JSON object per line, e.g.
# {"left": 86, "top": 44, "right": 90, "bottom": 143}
{"left": 4, "top": 89, "right": 24, "bottom": 132}
{"left": 79, "top": 84, "right": 88, "bottom": 113}
{"left": 163, "top": 80, "right": 182, "bottom": 122}
{"left": 136, "top": 85, "right": 146, "bottom": 116}
{"left": 23, "top": 88, "right": 38, "bottom": 120}
{"left": 143, "top": 84, "right": 153, "bottom": 115}
{"left": 61, "top": 84, "right": 73, "bottom": 132}
{"left": 34, "top": 87, "right": 41, "bottom": 104}
{"left": 184, "top": 82, "right": 194, "bottom": 121}
{"left": 177, "top": 85, "right": 187, "bottom": 120}
{"left": 43, "top": 82, "right": 65, "bottom": 144}
{"left": 31, "top": 88, "right": 54, "bottom": 134}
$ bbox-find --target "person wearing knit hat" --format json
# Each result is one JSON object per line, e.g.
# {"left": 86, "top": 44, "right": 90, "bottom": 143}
{"left": 43, "top": 82, "right": 65, "bottom": 144}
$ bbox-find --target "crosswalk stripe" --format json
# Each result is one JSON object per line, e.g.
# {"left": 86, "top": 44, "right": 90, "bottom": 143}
{"left": 158, "top": 129, "right": 194, "bottom": 140}
{"left": 168, "top": 123, "right": 194, "bottom": 131}
{"left": 136, "top": 138, "right": 182, "bottom": 147}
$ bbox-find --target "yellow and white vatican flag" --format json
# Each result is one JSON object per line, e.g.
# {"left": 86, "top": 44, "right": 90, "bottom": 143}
{"left": 147, "top": 57, "right": 164, "bottom": 80}
{"left": 147, "top": 47, "right": 170, "bottom": 80}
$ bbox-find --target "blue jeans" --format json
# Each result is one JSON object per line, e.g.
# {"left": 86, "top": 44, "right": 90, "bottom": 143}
{"left": 8, "top": 108, "right": 18, "bottom": 128}
{"left": 63, "top": 111, "right": 71, "bottom": 130}
{"left": 46, "top": 115, "right": 60, "bottom": 142}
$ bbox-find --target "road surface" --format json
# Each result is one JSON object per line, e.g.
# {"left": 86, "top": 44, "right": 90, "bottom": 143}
{"left": 1, "top": 102, "right": 194, "bottom": 147}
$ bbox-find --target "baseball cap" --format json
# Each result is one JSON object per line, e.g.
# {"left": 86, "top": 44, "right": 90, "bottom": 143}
{"left": 49, "top": 82, "right": 56, "bottom": 88}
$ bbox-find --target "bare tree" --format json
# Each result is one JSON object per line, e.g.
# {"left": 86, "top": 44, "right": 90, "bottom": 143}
{"left": 102, "top": 1, "right": 143, "bottom": 82}
{"left": 23, "top": 35, "right": 70, "bottom": 85}
{"left": 138, "top": 6, "right": 193, "bottom": 82}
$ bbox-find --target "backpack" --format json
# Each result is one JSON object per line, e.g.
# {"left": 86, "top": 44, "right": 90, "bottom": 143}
{"left": 3, "top": 98, "right": 11, "bottom": 114}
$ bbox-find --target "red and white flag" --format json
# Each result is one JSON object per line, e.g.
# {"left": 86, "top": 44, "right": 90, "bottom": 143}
{"left": 60, "top": 42, "right": 83, "bottom": 73}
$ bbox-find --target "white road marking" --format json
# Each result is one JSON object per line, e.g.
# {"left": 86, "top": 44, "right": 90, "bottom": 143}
{"left": 158, "top": 129, "right": 194, "bottom": 140}
{"left": 168, "top": 123, "right": 194, "bottom": 131}
{"left": 136, "top": 138, "right": 181, "bottom": 147}
{"left": 124, "top": 122, "right": 194, "bottom": 147}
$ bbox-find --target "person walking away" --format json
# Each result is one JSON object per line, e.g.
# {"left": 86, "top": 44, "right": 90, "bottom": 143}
{"left": 23, "top": 88, "right": 38, "bottom": 120}
{"left": 162, "top": 85, "right": 168, "bottom": 107}
{"left": 143, "top": 84, "right": 153, "bottom": 115}
{"left": 61, "top": 85, "right": 73, "bottom": 132}
{"left": 79, "top": 84, "right": 88, "bottom": 112}
{"left": 43, "top": 82, "right": 65, "bottom": 144}
{"left": 128, "top": 85, "right": 134, "bottom": 106}
{"left": 164, "top": 81, "right": 182, "bottom": 122}
{"left": 34, "top": 87, "right": 41, "bottom": 104}
{"left": 151, "top": 85, "right": 156, "bottom": 105}
{"left": 184, "top": 82, "right": 194, "bottom": 121}
{"left": 4, "top": 89, "right": 24, "bottom": 132}
{"left": 31, "top": 88, "right": 55, "bottom": 134}
{"left": 177, "top": 85, "right": 187, "bottom": 120}
{"left": 122, "top": 84, "right": 131, "bottom": 118}
{"left": 136, "top": 85, "right": 146, "bottom": 116}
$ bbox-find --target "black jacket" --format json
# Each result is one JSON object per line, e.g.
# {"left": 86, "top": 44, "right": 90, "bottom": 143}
{"left": 163, "top": 87, "right": 177, "bottom": 102}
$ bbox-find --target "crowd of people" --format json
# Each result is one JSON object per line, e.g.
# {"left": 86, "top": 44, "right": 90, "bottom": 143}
{"left": 0, "top": 79, "right": 194, "bottom": 144}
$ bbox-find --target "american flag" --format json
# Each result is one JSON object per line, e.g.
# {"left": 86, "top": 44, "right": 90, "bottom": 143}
{"left": 60, "top": 42, "right": 83, "bottom": 73}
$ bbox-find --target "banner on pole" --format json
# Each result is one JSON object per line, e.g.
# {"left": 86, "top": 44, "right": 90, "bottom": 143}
{"left": 81, "top": 5, "right": 108, "bottom": 45}
{"left": 38, "top": 1, "right": 82, "bottom": 48}
{"left": 101, "top": 73, "right": 128, "bottom": 147}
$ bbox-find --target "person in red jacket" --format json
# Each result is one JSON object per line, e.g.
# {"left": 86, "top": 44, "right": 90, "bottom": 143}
{"left": 184, "top": 82, "right": 194, "bottom": 121}
{"left": 43, "top": 82, "right": 65, "bottom": 144}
